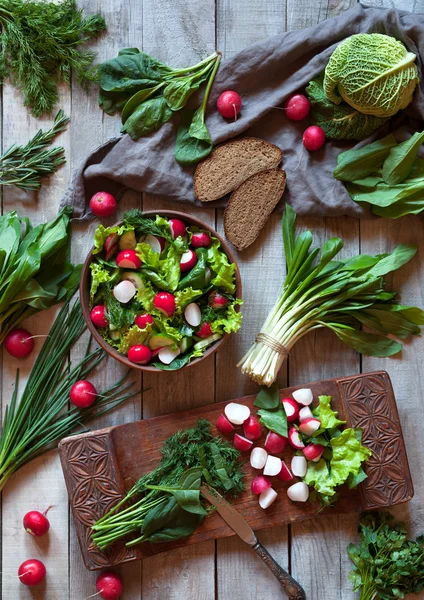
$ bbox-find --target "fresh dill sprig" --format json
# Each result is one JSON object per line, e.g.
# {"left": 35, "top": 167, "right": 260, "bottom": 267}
{"left": 0, "top": 110, "right": 69, "bottom": 190}
{"left": 124, "top": 209, "right": 173, "bottom": 242}
{"left": 0, "top": 0, "right": 106, "bottom": 116}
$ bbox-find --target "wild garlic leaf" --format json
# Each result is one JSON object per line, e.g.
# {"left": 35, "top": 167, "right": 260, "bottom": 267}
{"left": 254, "top": 384, "right": 280, "bottom": 409}
{"left": 325, "top": 323, "right": 402, "bottom": 357}
{"left": 367, "top": 244, "right": 416, "bottom": 277}
{"left": 382, "top": 131, "right": 424, "bottom": 185}
{"left": 333, "top": 134, "right": 397, "bottom": 182}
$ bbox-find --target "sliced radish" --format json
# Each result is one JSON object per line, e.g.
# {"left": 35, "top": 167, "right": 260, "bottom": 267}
{"left": 303, "top": 443, "right": 325, "bottom": 462}
{"left": 243, "top": 416, "right": 262, "bottom": 441}
{"left": 169, "top": 218, "right": 186, "bottom": 239}
{"left": 277, "top": 461, "right": 294, "bottom": 482}
{"left": 259, "top": 487, "right": 278, "bottom": 509}
{"left": 184, "top": 303, "right": 201, "bottom": 327}
{"left": 299, "top": 418, "right": 321, "bottom": 436}
{"left": 158, "top": 346, "right": 181, "bottom": 365}
{"left": 251, "top": 475, "right": 271, "bottom": 495}
{"left": 224, "top": 402, "right": 250, "bottom": 425}
{"left": 264, "top": 431, "right": 287, "bottom": 454}
{"left": 263, "top": 455, "right": 282, "bottom": 477}
{"left": 287, "top": 482, "right": 309, "bottom": 502}
{"left": 197, "top": 322, "right": 213, "bottom": 338}
{"left": 191, "top": 232, "right": 211, "bottom": 248}
{"left": 281, "top": 397, "right": 299, "bottom": 422}
{"left": 299, "top": 406, "right": 314, "bottom": 422}
{"left": 291, "top": 455, "right": 307, "bottom": 478}
{"left": 250, "top": 447, "right": 268, "bottom": 470}
{"left": 105, "top": 233, "right": 119, "bottom": 260}
{"left": 233, "top": 433, "right": 253, "bottom": 452}
{"left": 288, "top": 427, "right": 305, "bottom": 450}
{"left": 144, "top": 234, "right": 163, "bottom": 253}
{"left": 292, "top": 388, "right": 313, "bottom": 406}
{"left": 208, "top": 291, "right": 228, "bottom": 310}
{"left": 116, "top": 249, "right": 142, "bottom": 269}
{"left": 153, "top": 292, "right": 176, "bottom": 317}
{"left": 113, "top": 280, "right": 136, "bottom": 304}
{"left": 216, "top": 414, "right": 234, "bottom": 436}
{"left": 180, "top": 249, "right": 197, "bottom": 272}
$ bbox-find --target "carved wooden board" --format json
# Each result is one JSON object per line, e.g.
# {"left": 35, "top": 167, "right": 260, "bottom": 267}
{"left": 59, "top": 370, "right": 413, "bottom": 571}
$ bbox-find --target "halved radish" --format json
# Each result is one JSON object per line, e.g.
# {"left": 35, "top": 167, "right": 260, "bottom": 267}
{"left": 250, "top": 447, "right": 268, "bottom": 470}
{"left": 251, "top": 475, "right": 271, "bottom": 495}
{"left": 287, "top": 482, "right": 309, "bottom": 502}
{"left": 277, "top": 461, "right": 293, "bottom": 482}
{"left": 191, "top": 232, "right": 211, "bottom": 248}
{"left": 154, "top": 292, "right": 176, "bottom": 317}
{"left": 303, "top": 443, "right": 325, "bottom": 462}
{"left": 197, "top": 322, "right": 213, "bottom": 338}
{"left": 291, "top": 455, "right": 307, "bottom": 477}
{"left": 113, "top": 280, "right": 136, "bottom": 304}
{"left": 184, "top": 303, "right": 201, "bottom": 327}
{"left": 169, "top": 218, "right": 186, "bottom": 239}
{"left": 158, "top": 346, "right": 181, "bottom": 365}
{"left": 299, "top": 418, "right": 321, "bottom": 436}
{"left": 224, "top": 402, "right": 250, "bottom": 425}
{"left": 216, "top": 414, "right": 234, "bottom": 436}
{"left": 233, "top": 434, "right": 253, "bottom": 452}
{"left": 288, "top": 427, "right": 305, "bottom": 450}
{"left": 263, "top": 455, "right": 282, "bottom": 477}
{"left": 264, "top": 431, "right": 287, "bottom": 454}
{"left": 144, "top": 234, "right": 164, "bottom": 253}
{"left": 281, "top": 397, "right": 299, "bottom": 422}
{"left": 116, "top": 249, "right": 142, "bottom": 269}
{"left": 292, "top": 388, "right": 313, "bottom": 406}
{"left": 243, "top": 416, "right": 262, "bottom": 441}
{"left": 259, "top": 487, "right": 278, "bottom": 509}
{"left": 208, "top": 291, "right": 228, "bottom": 310}
{"left": 180, "top": 249, "right": 197, "bottom": 272}
{"left": 105, "top": 233, "right": 119, "bottom": 260}
{"left": 299, "top": 406, "right": 314, "bottom": 422}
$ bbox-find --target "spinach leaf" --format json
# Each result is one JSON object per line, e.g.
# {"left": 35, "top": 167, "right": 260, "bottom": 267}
{"left": 121, "top": 83, "right": 165, "bottom": 124}
{"left": 146, "top": 467, "right": 207, "bottom": 515}
{"left": 382, "top": 131, "right": 424, "bottom": 185}
{"left": 121, "top": 96, "right": 173, "bottom": 140}
{"left": 144, "top": 506, "right": 204, "bottom": 543}
{"left": 177, "top": 248, "right": 208, "bottom": 290}
{"left": 257, "top": 403, "right": 288, "bottom": 438}
{"left": 174, "top": 110, "right": 212, "bottom": 166}
{"left": 99, "top": 89, "right": 133, "bottom": 116}
{"left": 254, "top": 384, "right": 280, "bottom": 409}
{"left": 333, "top": 134, "right": 397, "bottom": 182}
{"left": 99, "top": 49, "right": 172, "bottom": 93}
{"left": 152, "top": 352, "right": 195, "bottom": 371}
{"left": 163, "top": 77, "right": 203, "bottom": 111}
{"left": 188, "top": 106, "right": 212, "bottom": 143}
{"left": 141, "top": 496, "right": 177, "bottom": 538}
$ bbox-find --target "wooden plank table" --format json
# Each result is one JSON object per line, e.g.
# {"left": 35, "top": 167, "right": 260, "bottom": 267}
{"left": 1, "top": 0, "right": 423, "bottom": 598}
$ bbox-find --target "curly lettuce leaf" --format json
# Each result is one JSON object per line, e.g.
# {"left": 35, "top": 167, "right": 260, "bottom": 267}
{"left": 313, "top": 395, "right": 346, "bottom": 429}
{"left": 89, "top": 262, "right": 112, "bottom": 300}
{"left": 211, "top": 300, "right": 243, "bottom": 334}
{"left": 93, "top": 223, "right": 134, "bottom": 254}
{"left": 134, "top": 274, "right": 156, "bottom": 312}
{"left": 206, "top": 238, "right": 236, "bottom": 294}
{"left": 330, "top": 428, "right": 372, "bottom": 487}
{"left": 153, "top": 315, "right": 183, "bottom": 344}
{"left": 175, "top": 287, "right": 205, "bottom": 314}
{"left": 304, "top": 458, "right": 337, "bottom": 502}
{"left": 118, "top": 323, "right": 153, "bottom": 354}
{"left": 136, "top": 242, "right": 161, "bottom": 269}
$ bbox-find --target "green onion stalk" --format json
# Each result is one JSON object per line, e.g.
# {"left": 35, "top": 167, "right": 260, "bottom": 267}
{"left": 238, "top": 205, "right": 424, "bottom": 387}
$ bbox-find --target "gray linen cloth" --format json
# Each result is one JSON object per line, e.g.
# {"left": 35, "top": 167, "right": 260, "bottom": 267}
{"left": 62, "top": 3, "right": 424, "bottom": 220}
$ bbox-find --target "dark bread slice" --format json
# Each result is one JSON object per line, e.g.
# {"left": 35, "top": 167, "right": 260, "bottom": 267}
{"left": 193, "top": 137, "right": 283, "bottom": 202}
{"left": 224, "top": 169, "right": 286, "bottom": 251}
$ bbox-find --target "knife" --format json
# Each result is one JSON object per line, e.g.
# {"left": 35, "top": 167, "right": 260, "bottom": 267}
{"left": 201, "top": 485, "right": 306, "bottom": 600}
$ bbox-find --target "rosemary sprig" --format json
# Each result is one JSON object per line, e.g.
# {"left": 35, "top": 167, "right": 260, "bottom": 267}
{"left": 0, "top": 110, "right": 69, "bottom": 190}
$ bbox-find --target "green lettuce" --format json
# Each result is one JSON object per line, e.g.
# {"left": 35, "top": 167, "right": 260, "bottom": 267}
{"left": 304, "top": 459, "right": 336, "bottom": 503}
{"left": 313, "top": 395, "right": 346, "bottom": 429}
{"left": 118, "top": 323, "right": 153, "bottom": 354}
{"left": 134, "top": 274, "right": 156, "bottom": 312}
{"left": 138, "top": 240, "right": 182, "bottom": 292}
{"left": 330, "top": 428, "right": 372, "bottom": 486}
{"left": 206, "top": 238, "right": 236, "bottom": 294}
{"left": 175, "top": 287, "right": 205, "bottom": 314}
{"left": 136, "top": 242, "right": 161, "bottom": 269}
{"left": 153, "top": 316, "right": 183, "bottom": 344}
{"left": 93, "top": 223, "right": 134, "bottom": 254}
{"left": 211, "top": 300, "right": 243, "bottom": 334}
{"left": 89, "top": 262, "right": 112, "bottom": 301}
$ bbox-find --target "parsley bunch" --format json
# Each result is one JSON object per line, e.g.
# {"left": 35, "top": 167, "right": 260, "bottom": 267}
{"left": 348, "top": 512, "right": 424, "bottom": 600}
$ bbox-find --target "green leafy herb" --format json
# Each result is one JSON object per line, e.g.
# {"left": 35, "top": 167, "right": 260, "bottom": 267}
{"left": 121, "top": 96, "right": 173, "bottom": 140}
{"left": 254, "top": 384, "right": 280, "bottom": 409}
{"left": 258, "top": 404, "right": 288, "bottom": 438}
{"left": 382, "top": 131, "right": 424, "bottom": 185}
{"left": 174, "top": 109, "right": 213, "bottom": 166}
{"left": 333, "top": 134, "right": 397, "bottom": 182}
{"left": 0, "top": 0, "right": 106, "bottom": 117}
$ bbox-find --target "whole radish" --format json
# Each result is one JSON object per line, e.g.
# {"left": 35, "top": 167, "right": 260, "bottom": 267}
{"left": 23, "top": 507, "right": 51, "bottom": 537}
{"left": 284, "top": 94, "right": 310, "bottom": 121}
{"left": 18, "top": 559, "right": 46, "bottom": 586}
{"left": 96, "top": 571, "right": 123, "bottom": 600}
{"left": 70, "top": 380, "right": 97, "bottom": 408}
{"left": 303, "top": 126, "right": 326, "bottom": 151}
{"left": 134, "top": 313, "right": 154, "bottom": 329}
{"left": 89, "top": 192, "right": 117, "bottom": 218}
{"left": 197, "top": 322, "right": 213, "bottom": 338}
{"left": 4, "top": 328, "right": 35, "bottom": 359}
{"left": 217, "top": 91, "right": 242, "bottom": 119}
{"left": 90, "top": 305, "right": 109, "bottom": 328}
{"left": 127, "top": 344, "right": 151, "bottom": 365}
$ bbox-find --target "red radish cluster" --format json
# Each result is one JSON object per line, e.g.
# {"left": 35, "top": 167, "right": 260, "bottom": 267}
{"left": 89, "top": 191, "right": 117, "bottom": 218}
{"left": 282, "top": 93, "right": 326, "bottom": 152}
{"left": 70, "top": 380, "right": 97, "bottom": 408}
{"left": 217, "top": 90, "right": 242, "bottom": 120}
{"left": 23, "top": 508, "right": 51, "bottom": 537}
{"left": 4, "top": 328, "right": 35, "bottom": 359}
{"left": 96, "top": 571, "right": 123, "bottom": 600}
{"left": 90, "top": 305, "right": 109, "bottom": 328}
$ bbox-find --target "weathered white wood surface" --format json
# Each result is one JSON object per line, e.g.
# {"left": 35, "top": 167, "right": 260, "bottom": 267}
{"left": 1, "top": 0, "right": 423, "bottom": 599}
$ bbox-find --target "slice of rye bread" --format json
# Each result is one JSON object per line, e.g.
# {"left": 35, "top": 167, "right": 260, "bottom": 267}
{"left": 193, "top": 137, "right": 283, "bottom": 202}
{"left": 224, "top": 169, "right": 286, "bottom": 251}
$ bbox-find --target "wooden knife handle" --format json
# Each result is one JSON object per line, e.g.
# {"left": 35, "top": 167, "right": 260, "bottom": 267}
{"left": 252, "top": 541, "right": 306, "bottom": 600}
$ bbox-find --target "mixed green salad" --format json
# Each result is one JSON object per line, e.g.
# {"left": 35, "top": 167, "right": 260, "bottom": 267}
{"left": 88, "top": 210, "right": 242, "bottom": 370}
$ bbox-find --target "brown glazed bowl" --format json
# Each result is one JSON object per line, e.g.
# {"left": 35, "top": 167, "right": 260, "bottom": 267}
{"left": 80, "top": 210, "right": 242, "bottom": 372}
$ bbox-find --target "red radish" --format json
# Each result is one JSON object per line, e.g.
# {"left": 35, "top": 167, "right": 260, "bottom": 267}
{"left": 90, "top": 305, "right": 109, "bottom": 328}
{"left": 144, "top": 234, "right": 165, "bottom": 253}
{"left": 299, "top": 417, "right": 321, "bottom": 436}
{"left": 299, "top": 406, "right": 314, "bottom": 422}
{"left": 151, "top": 348, "right": 161, "bottom": 359}
{"left": 128, "top": 344, "right": 151, "bottom": 365}
{"left": 217, "top": 90, "right": 242, "bottom": 119}
{"left": 104, "top": 233, "right": 119, "bottom": 260}
{"left": 287, "top": 481, "right": 309, "bottom": 502}
{"left": 89, "top": 192, "right": 117, "bottom": 218}
{"left": 18, "top": 559, "right": 46, "bottom": 586}
{"left": 263, "top": 455, "right": 282, "bottom": 476}
{"left": 243, "top": 416, "right": 262, "bottom": 441}
{"left": 277, "top": 461, "right": 294, "bottom": 482}
{"left": 184, "top": 302, "right": 201, "bottom": 327}
{"left": 281, "top": 397, "right": 299, "bottom": 422}
{"left": 251, "top": 475, "right": 271, "bottom": 495}
{"left": 291, "top": 455, "right": 307, "bottom": 478}
{"left": 153, "top": 292, "right": 176, "bottom": 317}
{"left": 96, "top": 571, "right": 123, "bottom": 600}
{"left": 4, "top": 328, "right": 34, "bottom": 358}
{"left": 70, "top": 380, "right": 97, "bottom": 408}
{"left": 197, "top": 322, "right": 213, "bottom": 338}
{"left": 303, "top": 443, "right": 325, "bottom": 462}
{"left": 250, "top": 447, "right": 268, "bottom": 470}
{"left": 158, "top": 346, "right": 181, "bottom": 364}
{"left": 284, "top": 94, "right": 311, "bottom": 121}
{"left": 169, "top": 218, "right": 186, "bottom": 239}
{"left": 303, "top": 126, "right": 326, "bottom": 151}
{"left": 23, "top": 508, "right": 51, "bottom": 537}
{"left": 116, "top": 249, "right": 141, "bottom": 269}
{"left": 292, "top": 388, "right": 313, "bottom": 406}
{"left": 288, "top": 427, "right": 305, "bottom": 450}
{"left": 264, "top": 431, "right": 287, "bottom": 454}
{"left": 113, "top": 280, "right": 136, "bottom": 303}
{"left": 224, "top": 402, "right": 250, "bottom": 425}
{"left": 191, "top": 232, "right": 211, "bottom": 248}
{"left": 208, "top": 291, "right": 228, "bottom": 310}
{"left": 259, "top": 487, "right": 278, "bottom": 509}
{"left": 180, "top": 249, "right": 197, "bottom": 272}
{"left": 216, "top": 414, "right": 234, "bottom": 436}
{"left": 134, "top": 313, "right": 154, "bottom": 329}
{"left": 233, "top": 433, "right": 253, "bottom": 452}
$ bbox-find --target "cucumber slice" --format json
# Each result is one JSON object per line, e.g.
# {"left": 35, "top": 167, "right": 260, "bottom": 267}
{"left": 109, "top": 329, "right": 120, "bottom": 341}
{"left": 119, "top": 230, "right": 136, "bottom": 250}
{"left": 193, "top": 333, "right": 221, "bottom": 351}
{"left": 179, "top": 336, "right": 193, "bottom": 354}
{"left": 149, "top": 334, "right": 175, "bottom": 350}
{"left": 121, "top": 271, "right": 144, "bottom": 289}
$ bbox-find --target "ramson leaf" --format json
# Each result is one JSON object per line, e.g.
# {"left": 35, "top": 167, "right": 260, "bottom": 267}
{"left": 382, "top": 131, "right": 424, "bottom": 185}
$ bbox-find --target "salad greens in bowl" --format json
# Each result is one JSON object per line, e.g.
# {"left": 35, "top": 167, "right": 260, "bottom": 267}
{"left": 80, "top": 210, "right": 242, "bottom": 371}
